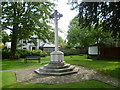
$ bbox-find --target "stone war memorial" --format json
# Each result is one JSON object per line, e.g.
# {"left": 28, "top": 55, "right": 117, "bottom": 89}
{"left": 35, "top": 10, "right": 78, "bottom": 76}
{"left": 1, "top": 2, "right": 120, "bottom": 88}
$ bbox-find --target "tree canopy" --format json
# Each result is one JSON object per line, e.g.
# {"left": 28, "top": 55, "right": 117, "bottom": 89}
{"left": 67, "top": 18, "right": 113, "bottom": 48}
{"left": 1, "top": 2, "right": 54, "bottom": 58}
{"left": 70, "top": 2, "right": 120, "bottom": 39}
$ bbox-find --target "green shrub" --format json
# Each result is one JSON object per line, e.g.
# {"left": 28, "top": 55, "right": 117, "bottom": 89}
{"left": 17, "top": 49, "right": 47, "bottom": 58}
{"left": 2, "top": 48, "right": 11, "bottom": 59}
{"left": 41, "top": 51, "right": 48, "bottom": 57}
{"left": 31, "top": 50, "right": 47, "bottom": 57}
{"left": 32, "top": 50, "right": 42, "bottom": 56}
{"left": 10, "top": 52, "right": 20, "bottom": 59}
{"left": 62, "top": 48, "right": 80, "bottom": 56}
{"left": 2, "top": 48, "right": 21, "bottom": 59}
{"left": 17, "top": 49, "right": 33, "bottom": 58}
{"left": 61, "top": 47, "right": 87, "bottom": 56}
{"left": 2, "top": 49, "right": 47, "bottom": 59}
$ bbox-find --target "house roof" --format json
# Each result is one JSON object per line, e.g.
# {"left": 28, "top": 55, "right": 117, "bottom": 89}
{"left": 5, "top": 41, "right": 58, "bottom": 48}
{"left": 43, "top": 43, "right": 55, "bottom": 47}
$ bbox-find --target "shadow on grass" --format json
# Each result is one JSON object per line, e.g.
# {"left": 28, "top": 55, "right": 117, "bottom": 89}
{"left": 102, "top": 68, "right": 120, "bottom": 79}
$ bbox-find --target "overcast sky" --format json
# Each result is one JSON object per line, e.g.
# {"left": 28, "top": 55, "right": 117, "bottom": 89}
{"left": 52, "top": 0, "right": 78, "bottom": 40}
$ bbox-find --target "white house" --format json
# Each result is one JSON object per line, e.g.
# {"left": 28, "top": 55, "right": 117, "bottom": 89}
{"left": 5, "top": 35, "right": 56, "bottom": 53}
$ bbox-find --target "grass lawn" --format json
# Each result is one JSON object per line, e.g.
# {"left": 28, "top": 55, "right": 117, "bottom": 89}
{"left": 64, "top": 55, "right": 120, "bottom": 79}
{"left": 1, "top": 55, "right": 120, "bottom": 79}
{"left": 0, "top": 72, "right": 115, "bottom": 88}
{"left": 1, "top": 55, "right": 120, "bottom": 88}
{"left": 1, "top": 56, "right": 50, "bottom": 70}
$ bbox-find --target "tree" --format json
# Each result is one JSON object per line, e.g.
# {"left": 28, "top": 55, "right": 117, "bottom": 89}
{"left": 70, "top": 2, "right": 120, "bottom": 39}
{"left": 0, "top": 30, "right": 10, "bottom": 44}
{"left": 67, "top": 18, "right": 96, "bottom": 48}
{"left": 59, "top": 36, "right": 64, "bottom": 45}
{"left": 67, "top": 18, "right": 112, "bottom": 48}
{"left": 1, "top": 2, "right": 54, "bottom": 58}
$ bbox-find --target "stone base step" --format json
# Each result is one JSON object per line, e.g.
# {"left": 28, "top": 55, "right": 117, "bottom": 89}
{"left": 35, "top": 67, "right": 79, "bottom": 76}
{"left": 37, "top": 65, "right": 75, "bottom": 73}
{"left": 35, "top": 62, "right": 79, "bottom": 76}
{"left": 43, "top": 63, "right": 71, "bottom": 69}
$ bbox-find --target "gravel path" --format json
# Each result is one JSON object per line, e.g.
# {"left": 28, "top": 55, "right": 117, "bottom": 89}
{"left": 1, "top": 65, "right": 120, "bottom": 88}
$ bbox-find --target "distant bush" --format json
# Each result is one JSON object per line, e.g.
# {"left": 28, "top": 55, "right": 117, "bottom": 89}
{"left": 17, "top": 49, "right": 33, "bottom": 58}
{"left": 2, "top": 48, "right": 11, "bottom": 59}
{"left": 31, "top": 50, "right": 47, "bottom": 57}
{"left": 17, "top": 49, "right": 47, "bottom": 58}
{"left": 2, "top": 48, "right": 20, "bottom": 59}
{"left": 41, "top": 50, "right": 48, "bottom": 57}
{"left": 61, "top": 48, "right": 87, "bottom": 56}
{"left": 2, "top": 49, "right": 47, "bottom": 59}
{"left": 62, "top": 48, "right": 80, "bottom": 56}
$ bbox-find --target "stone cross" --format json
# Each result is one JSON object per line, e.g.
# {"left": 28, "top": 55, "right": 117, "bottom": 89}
{"left": 50, "top": 10, "right": 63, "bottom": 51}
{"left": 50, "top": 10, "right": 63, "bottom": 62}
{"left": 35, "top": 10, "right": 78, "bottom": 76}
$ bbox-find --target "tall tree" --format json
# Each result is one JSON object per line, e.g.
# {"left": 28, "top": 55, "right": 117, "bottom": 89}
{"left": 70, "top": 2, "right": 120, "bottom": 39}
{"left": 67, "top": 18, "right": 95, "bottom": 48}
{"left": 1, "top": 2, "right": 54, "bottom": 58}
{"left": 67, "top": 18, "right": 112, "bottom": 48}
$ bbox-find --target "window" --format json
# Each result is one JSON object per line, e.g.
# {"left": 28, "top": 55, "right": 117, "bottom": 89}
{"left": 23, "top": 40, "right": 26, "bottom": 43}
{"left": 39, "top": 47, "right": 43, "bottom": 50}
{"left": 32, "top": 47, "right": 36, "bottom": 50}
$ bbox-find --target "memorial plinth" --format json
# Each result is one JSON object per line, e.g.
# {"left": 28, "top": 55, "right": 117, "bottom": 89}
{"left": 35, "top": 10, "right": 78, "bottom": 76}
{"left": 35, "top": 51, "right": 78, "bottom": 76}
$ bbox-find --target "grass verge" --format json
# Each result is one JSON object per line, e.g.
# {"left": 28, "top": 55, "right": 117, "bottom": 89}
{"left": 1, "top": 72, "right": 115, "bottom": 88}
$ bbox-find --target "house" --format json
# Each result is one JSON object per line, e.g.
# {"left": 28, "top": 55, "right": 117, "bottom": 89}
{"left": 5, "top": 35, "right": 57, "bottom": 53}
{"left": 5, "top": 41, "right": 56, "bottom": 54}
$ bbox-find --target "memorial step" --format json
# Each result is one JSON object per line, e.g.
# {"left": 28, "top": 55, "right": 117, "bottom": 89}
{"left": 43, "top": 63, "right": 71, "bottom": 69}
{"left": 37, "top": 65, "right": 75, "bottom": 73}
{"left": 35, "top": 67, "right": 79, "bottom": 76}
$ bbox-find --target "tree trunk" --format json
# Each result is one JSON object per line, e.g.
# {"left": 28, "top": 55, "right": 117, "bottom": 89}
{"left": 10, "top": 2, "right": 18, "bottom": 59}
{"left": 11, "top": 25, "right": 18, "bottom": 59}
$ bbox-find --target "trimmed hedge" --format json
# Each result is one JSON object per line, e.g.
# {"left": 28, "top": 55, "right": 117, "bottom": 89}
{"left": 62, "top": 48, "right": 87, "bottom": 56}
{"left": 17, "top": 49, "right": 33, "bottom": 58}
{"left": 2, "top": 49, "right": 47, "bottom": 59}
{"left": 17, "top": 49, "right": 47, "bottom": 58}
{"left": 62, "top": 49, "right": 79, "bottom": 56}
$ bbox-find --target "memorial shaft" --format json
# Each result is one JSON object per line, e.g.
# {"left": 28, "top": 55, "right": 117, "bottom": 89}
{"left": 54, "top": 11, "right": 59, "bottom": 51}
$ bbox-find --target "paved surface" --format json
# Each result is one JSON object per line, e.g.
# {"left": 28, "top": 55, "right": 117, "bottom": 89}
{"left": 1, "top": 65, "right": 120, "bottom": 88}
